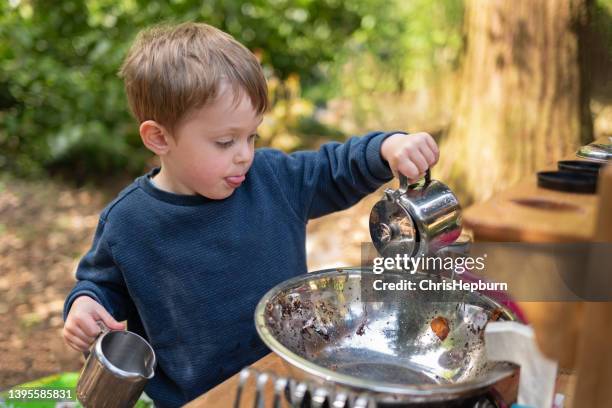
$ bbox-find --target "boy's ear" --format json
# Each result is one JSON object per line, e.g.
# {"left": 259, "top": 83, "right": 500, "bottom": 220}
{"left": 140, "top": 120, "right": 172, "bottom": 155}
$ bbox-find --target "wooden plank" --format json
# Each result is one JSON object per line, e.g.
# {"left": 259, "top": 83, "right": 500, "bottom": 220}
{"left": 464, "top": 142, "right": 606, "bottom": 243}
{"left": 463, "top": 178, "right": 599, "bottom": 242}
{"left": 572, "top": 164, "right": 612, "bottom": 406}
{"left": 519, "top": 302, "right": 584, "bottom": 370}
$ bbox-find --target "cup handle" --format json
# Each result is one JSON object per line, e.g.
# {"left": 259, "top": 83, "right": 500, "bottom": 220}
{"left": 82, "top": 320, "right": 111, "bottom": 359}
{"left": 399, "top": 168, "right": 431, "bottom": 194}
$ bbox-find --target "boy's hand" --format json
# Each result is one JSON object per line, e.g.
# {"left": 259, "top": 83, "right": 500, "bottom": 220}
{"left": 63, "top": 296, "right": 125, "bottom": 352}
{"left": 381, "top": 132, "right": 439, "bottom": 183}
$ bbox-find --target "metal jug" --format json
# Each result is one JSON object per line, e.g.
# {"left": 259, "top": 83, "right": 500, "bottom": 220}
{"left": 369, "top": 169, "right": 462, "bottom": 258}
{"left": 77, "top": 322, "right": 156, "bottom": 408}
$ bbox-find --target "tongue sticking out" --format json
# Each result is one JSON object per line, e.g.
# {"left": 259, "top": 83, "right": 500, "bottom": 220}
{"left": 226, "top": 175, "right": 245, "bottom": 185}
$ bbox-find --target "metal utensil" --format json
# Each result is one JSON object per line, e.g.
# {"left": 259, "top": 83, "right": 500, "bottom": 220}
{"left": 369, "top": 169, "right": 462, "bottom": 258}
{"left": 233, "top": 367, "right": 377, "bottom": 408}
{"left": 255, "top": 267, "right": 519, "bottom": 405}
{"left": 576, "top": 143, "right": 612, "bottom": 162}
{"left": 77, "top": 321, "right": 156, "bottom": 408}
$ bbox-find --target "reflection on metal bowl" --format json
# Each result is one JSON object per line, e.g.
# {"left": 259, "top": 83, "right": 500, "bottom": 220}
{"left": 255, "top": 267, "right": 519, "bottom": 406}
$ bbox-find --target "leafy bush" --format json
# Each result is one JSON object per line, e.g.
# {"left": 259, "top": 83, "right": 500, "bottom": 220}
{"left": 0, "top": 0, "right": 465, "bottom": 181}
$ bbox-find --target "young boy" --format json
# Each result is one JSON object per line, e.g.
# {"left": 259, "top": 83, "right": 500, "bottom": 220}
{"left": 62, "top": 22, "right": 438, "bottom": 407}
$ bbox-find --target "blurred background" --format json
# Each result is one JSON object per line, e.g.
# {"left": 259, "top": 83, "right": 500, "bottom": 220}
{"left": 0, "top": 0, "right": 611, "bottom": 391}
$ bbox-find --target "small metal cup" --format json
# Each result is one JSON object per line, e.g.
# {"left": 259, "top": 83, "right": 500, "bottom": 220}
{"left": 77, "top": 321, "right": 156, "bottom": 408}
{"left": 370, "top": 169, "right": 462, "bottom": 258}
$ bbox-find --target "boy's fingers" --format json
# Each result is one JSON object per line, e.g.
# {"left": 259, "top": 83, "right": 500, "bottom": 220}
{"left": 424, "top": 134, "right": 439, "bottom": 155}
{"left": 65, "top": 333, "right": 91, "bottom": 352}
{"left": 418, "top": 145, "right": 436, "bottom": 167}
{"left": 64, "top": 323, "right": 94, "bottom": 341}
{"left": 408, "top": 150, "right": 428, "bottom": 173}
{"left": 64, "top": 327, "right": 97, "bottom": 344}
{"left": 94, "top": 306, "right": 125, "bottom": 331}
{"left": 422, "top": 139, "right": 439, "bottom": 166}
{"left": 397, "top": 161, "right": 420, "bottom": 182}
{"left": 63, "top": 324, "right": 85, "bottom": 341}
{"left": 77, "top": 319, "right": 102, "bottom": 339}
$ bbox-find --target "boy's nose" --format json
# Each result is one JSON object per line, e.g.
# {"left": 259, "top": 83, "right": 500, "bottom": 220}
{"left": 234, "top": 141, "right": 253, "bottom": 164}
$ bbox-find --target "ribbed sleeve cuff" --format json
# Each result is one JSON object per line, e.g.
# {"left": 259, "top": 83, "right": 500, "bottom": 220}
{"left": 365, "top": 131, "right": 407, "bottom": 181}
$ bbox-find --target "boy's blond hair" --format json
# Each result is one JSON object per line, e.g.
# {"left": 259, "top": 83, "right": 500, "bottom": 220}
{"left": 119, "top": 22, "right": 268, "bottom": 133}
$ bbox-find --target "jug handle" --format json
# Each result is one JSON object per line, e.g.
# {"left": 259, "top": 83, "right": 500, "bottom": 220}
{"left": 399, "top": 168, "right": 431, "bottom": 194}
{"left": 82, "top": 320, "right": 111, "bottom": 359}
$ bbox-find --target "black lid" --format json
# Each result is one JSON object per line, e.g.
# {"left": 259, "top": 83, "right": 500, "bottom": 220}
{"left": 537, "top": 171, "right": 598, "bottom": 194}
{"left": 557, "top": 160, "right": 603, "bottom": 176}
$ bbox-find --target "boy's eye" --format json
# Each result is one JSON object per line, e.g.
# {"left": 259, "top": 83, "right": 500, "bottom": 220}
{"left": 215, "top": 134, "right": 258, "bottom": 148}
{"left": 215, "top": 140, "right": 234, "bottom": 148}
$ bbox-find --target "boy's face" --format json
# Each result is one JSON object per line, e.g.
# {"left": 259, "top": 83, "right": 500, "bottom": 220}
{"left": 161, "top": 85, "right": 262, "bottom": 199}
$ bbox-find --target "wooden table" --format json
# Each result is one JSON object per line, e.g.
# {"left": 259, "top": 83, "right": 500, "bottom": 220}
{"left": 464, "top": 138, "right": 609, "bottom": 243}
{"left": 463, "top": 138, "right": 609, "bottom": 243}
{"left": 463, "top": 168, "right": 599, "bottom": 243}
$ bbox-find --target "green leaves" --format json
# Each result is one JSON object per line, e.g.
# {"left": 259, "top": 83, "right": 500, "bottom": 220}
{"left": 0, "top": 0, "right": 465, "bottom": 179}
{"left": 0, "top": 0, "right": 364, "bottom": 178}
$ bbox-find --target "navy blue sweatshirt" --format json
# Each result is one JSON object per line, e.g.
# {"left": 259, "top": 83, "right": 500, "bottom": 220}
{"left": 63, "top": 131, "right": 396, "bottom": 407}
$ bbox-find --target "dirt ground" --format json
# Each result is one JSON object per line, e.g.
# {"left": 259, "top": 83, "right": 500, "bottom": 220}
{"left": 0, "top": 176, "right": 108, "bottom": 388}
{"left": 0, "top": 174, "right": 385, "bottom": 389}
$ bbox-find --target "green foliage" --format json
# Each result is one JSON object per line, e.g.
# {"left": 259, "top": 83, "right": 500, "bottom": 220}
{"left": 0, "top": 371, "right": 153, "bottom": 408}
{"left": 305, "top": 0, "right": 464, "bottom": 128}
{"left": 0, "top": 0, "right": 464, "bottom": 180}
{"left": 0, "top": 0, "right": 145, "bottom": 178}
{"left": 0, "top": 0, "right": 368, "bottom": 179}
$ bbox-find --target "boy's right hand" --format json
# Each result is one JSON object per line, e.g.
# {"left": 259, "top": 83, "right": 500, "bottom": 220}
{"left": 63, "top": 296, "right": 125, "bottom": 352}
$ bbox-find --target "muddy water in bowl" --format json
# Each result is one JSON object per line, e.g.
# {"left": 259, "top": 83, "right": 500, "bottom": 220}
{"left": 255, "top": 268, "right": 518, "bottom": 405}
{"left": 77, "top": 322, "right": 156, "bottom": 408}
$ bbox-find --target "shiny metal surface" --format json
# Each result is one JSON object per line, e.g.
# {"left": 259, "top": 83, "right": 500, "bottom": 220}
{"left": 576, "top": 143, "right": 612, "bottom": 162}
{"left": 370, "top": 170, "right": 462, "bottom": 258}
{"left": 255, "top": 268, "right": 518, "bottom": 405}
{"left": 77, "top": 329, "right": 156, "bottom": 408}
{"left": 234, "top": 367, "right": 502, "bottom": 408}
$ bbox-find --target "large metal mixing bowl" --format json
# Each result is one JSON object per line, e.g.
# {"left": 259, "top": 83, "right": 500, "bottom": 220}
{"left": 255, "top": 268, "right": 518, "bottom": 405}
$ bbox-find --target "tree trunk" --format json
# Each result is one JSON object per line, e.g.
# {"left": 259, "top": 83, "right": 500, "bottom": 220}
{"left": 440, "top": 0, "right": 593, "bottom": 203}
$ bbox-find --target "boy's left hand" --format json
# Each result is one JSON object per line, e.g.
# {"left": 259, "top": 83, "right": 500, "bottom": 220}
{"left": 381, "top": 132, "right": 439, "bottom": 183}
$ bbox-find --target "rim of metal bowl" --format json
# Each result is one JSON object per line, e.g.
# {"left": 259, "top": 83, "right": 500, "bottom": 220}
{"left": 254, "top": 267, "right": 518, "bottom": 397}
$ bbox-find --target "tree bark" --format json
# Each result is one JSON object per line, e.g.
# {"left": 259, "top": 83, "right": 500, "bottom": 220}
{"left": 441, "top": 0, "right": 593, "bottom": 202}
